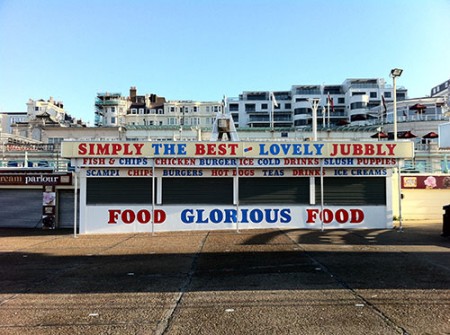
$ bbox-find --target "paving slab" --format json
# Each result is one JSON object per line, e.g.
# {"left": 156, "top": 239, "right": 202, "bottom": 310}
{"left": 0, "top": 222, "right": 448, "bottom": 334}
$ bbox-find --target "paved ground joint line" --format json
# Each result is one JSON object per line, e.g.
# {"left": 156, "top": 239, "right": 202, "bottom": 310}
{"left": 282, "top": 230, "right": 411, "bottom": 335}
{"left": 155, "top": 232, "right": 209, "bottom": 335}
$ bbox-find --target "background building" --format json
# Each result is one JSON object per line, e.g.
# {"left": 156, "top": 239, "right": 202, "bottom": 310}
{"left": 228, "top": 78, "right": 407, "bottom": 129}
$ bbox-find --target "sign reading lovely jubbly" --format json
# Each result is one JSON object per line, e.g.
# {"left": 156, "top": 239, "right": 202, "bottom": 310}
{"left": 62, "top": 141, "right": 414, "bottom": 159}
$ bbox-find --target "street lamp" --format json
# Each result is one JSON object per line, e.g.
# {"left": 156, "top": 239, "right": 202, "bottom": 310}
{"left": 390, "top": 68, "right": 403, "bottom": 141}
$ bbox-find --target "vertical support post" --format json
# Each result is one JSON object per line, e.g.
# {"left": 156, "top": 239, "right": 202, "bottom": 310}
{"left": 311, "top": 99, "right": 319, "bottom": 141}
{"left": 152, "top": 161, "right": 155, "bottom": 236}
{"left": 397, "top": 159, "right": 403, "bottom": 232}
{"left": 320, "top": 159, "right": 324, "bottom": 232}
{"left": 393, "top": 76, "right": 398, "bottom": 141}
{"left": 235, "top": 163, "right": 240, "bottom": 233}
{"left": 73, "top": 171, "right": 78, "bottom": 238}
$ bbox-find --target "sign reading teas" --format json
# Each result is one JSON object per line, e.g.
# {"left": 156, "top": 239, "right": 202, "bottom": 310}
{"left": 62, "top": 141, "right": 414, "bottom": 159}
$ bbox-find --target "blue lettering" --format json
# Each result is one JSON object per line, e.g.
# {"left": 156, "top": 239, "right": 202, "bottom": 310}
{"left": 196, "top": 209, "right": 208, "bottom": 224}
{"left": 265, "top": 209, "right": 278, "bottom": 223}
{"left": 152, "top": 143, "right": 163, "bottom": 155}
{"left": 210, "top": 209, "right": 223, "bottom": 223}
{"left": 181, "top": 209, "right": 194, "bottom": 224}
{"left": 224, "top": 209, "right": 237, "bottom": 223}
{"left": 280, "top": 209, "right": 291, "bottom": 223}
{"left": 250, "top": 209, "right": 264, "bottom": 223}
{"left": 313, "top": 144, "right": 324, "bottom": 155}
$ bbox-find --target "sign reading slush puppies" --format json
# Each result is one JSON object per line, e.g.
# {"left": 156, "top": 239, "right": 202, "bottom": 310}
{"left": 62, "top": 141, "right": 414, "bottom": 158}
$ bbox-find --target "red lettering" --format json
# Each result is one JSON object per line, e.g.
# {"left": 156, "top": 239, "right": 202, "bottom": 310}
{"left": 111, "top": 143, "right": 122, "bottom": 155}
{"left": 154, "top": 209, "right": 166, "bottom": 224}
{"left": 134, "top": 143, "right": 144, "bottom": 155}
{"left": 350, "top": 209, "right": 364, "bottom": 223}
{"left": 207, "top": 144, "right": 216, "bottom": 155}
{"left": 365, "top": 144, "right": 374, "bottom": 155}
{"left": 107, "top": 209, "right": 167, "bottom": 225}
{"left": 195, "top": 144, "right": 206, "bottom": 155}
{"left": 229, "top": 144, "right": 238, "bottom": 155}
{"left": 306, "top": 209, "right": 320, "bottom": 223}
{"left": 353, "top": 144, "right": 363, "bottom": 155}
{"left": 321, "top": 209, "right": 333, "bottom": 223}
{"left": 96, "top": 143, "right": 110, "bottom": 155}
{"left": 122, "top": 209, "right": 135, "bottom": 224}
{"left": 335, "top": 209, "right": 349, "bottom": 223}
{"left": 386, "top": 144, "right": 396, "bottom": 155}
{"left": 218, "top": 143, "right": 227, "bottom": 155}
{"left": 108, "top": 209, "right": 121, "bottom": 224}
{"left": 78, "top": 143, "right": 87, "bottom": 155}
{"left": 305, "top": 208, "right": 364, "bottom": 225}
{"left": 137, "top": 210, "right": 151, "bottom": 224}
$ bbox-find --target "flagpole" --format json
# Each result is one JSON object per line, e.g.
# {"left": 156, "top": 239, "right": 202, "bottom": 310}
{"left": 327, "top": 95, "right": 330, "bottom": 128}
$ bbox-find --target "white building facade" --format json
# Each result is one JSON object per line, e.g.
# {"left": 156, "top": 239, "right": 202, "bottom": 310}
{"left": 228, "top": 78, "right": 407, "bottom": 129}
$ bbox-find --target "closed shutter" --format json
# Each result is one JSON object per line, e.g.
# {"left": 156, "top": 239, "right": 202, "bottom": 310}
{"left": 0, "top": 189, "right": 42, "bottom": 228}
{"left": 163, "top": 178, "right": 233, "bottom": 204}
{"left": 87, "top": 178, "right": 153, "bottom": 204}
{"left": 315, "top": 177, "right": 386, "bottom": 205}
{"left": 58, "top": 190, "right": 79, "bottom": 228}
{"left": 239, "top": 177, "right": 310, "bottom": 204}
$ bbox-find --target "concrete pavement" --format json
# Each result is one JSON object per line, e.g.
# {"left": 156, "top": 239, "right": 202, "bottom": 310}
{"left": 0, "top": 221, "right": 449, "bottom": 334}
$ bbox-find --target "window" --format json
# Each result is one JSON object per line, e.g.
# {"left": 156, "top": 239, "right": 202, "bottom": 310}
{"left": 214, "top": 106, "right": 218, "bottom": 113}
{"left": 87, "top": 178, "right": 153, "bottom": 205}
{"left": 229, "top": 104, "right": 239, "bottom": 112}
{"left": 163, "top": 178, "right": 233, "bottom": 204}
{"left": 261, "top": 103, "right": 268, "bottom": 110}
{"left": 370, "top": 92, "right": 377, "bottom": 98}
{"left": 111, "top": 117, "right": 116, "bottom": 124}
{"left": 245, "top": 104, "right": 256, "bottom": 112}
{"left": 338, "top": 98, "right": 345, "bottom": 104}
{"left": 315, "top": 177, "right": 386, "bottom": 205}
{"left": 240, "top": 178, "right": 310, "bottom": 204}
{"left": 384, "top": 92, "right": 392, "bottom": 98}
{"left": 131, "top": 108, "right": 137, "bottom": 114}
{"left": 110, "top": 107, "right": 116, "bottom": 113}
{"left": 170, "top": 107, "right": 175, "bottom": 112}
{"left": 139, "top": 108, "right": 144, "bottom": 114}
{"left": 285, "top": 103, "right": 291, "bottom": 109}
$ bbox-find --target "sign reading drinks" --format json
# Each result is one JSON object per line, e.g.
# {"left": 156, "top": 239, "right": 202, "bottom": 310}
{"left": 62, "top": 141, "right": 414, "bottom": 159}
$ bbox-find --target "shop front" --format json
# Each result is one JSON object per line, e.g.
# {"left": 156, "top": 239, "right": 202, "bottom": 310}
{"left": 61, "top": 141, "right": 414, "bottom": 234}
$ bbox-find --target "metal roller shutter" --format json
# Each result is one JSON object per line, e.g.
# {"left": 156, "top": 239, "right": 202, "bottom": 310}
{"left": 315, "top": 177, "right": 386, "bottom": 205}
{"left": 87, "top": 178, "right": 153, "bottom": 204}
{"left": 239, "top": 177, "right": 310, "bottom": 204}
{"left": 0, "top": 189, "right": 42, "bottom": 228}
{"left": 58, "top": 190, "right": 79, "bottom": 229}
{"left": 162, "top": 178, "right": 233, "bottom": 204}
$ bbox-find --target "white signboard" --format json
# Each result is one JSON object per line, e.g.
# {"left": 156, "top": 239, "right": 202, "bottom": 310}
{"left": 81, "top": 205, "right": 391, "bottom": 234}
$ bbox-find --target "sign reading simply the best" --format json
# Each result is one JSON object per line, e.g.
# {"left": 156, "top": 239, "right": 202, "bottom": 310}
{"left": 62, "top": 141, "right": 414, "bottom": 159}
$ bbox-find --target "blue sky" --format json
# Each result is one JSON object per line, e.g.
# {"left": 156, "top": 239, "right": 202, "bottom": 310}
{"left": 1, "top": 0, "right": 449, "bottom": 124}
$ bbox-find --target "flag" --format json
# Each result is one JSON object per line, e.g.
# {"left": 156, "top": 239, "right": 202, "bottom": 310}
{"left": 327, "top": 93, "right": 334, "bottom": 112}
{"left": 270, "top": 92, "right": 279, "bottom": 107}
{"left": 381, "top": 95, "right": 387, "bottom": 117}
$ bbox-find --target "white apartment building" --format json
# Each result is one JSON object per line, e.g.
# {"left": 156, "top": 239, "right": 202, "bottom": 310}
{"left": 95, "top": 86, "right": 224, "bottom": 132}
{"left": 228, "top": 78, "right": 408, "bottom": 129}
{"left": 26, "top": 97, "right": 66, "bottom": 122}
{"left": 0, "top": 111, "right": 27, "bottom": 135}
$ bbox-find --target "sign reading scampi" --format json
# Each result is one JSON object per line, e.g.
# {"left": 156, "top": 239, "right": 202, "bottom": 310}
{"left": 61, "top": 140, "right": 414, "bottom": 234}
